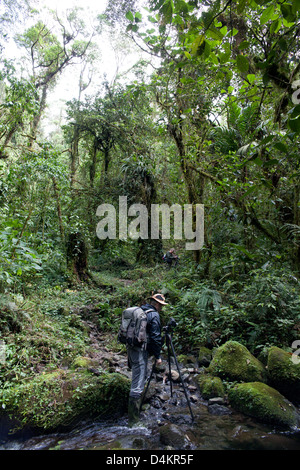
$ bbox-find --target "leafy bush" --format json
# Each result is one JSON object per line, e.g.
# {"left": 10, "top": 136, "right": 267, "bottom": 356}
{"left": 231, "top": 267, "right": 300, "bottom": 352}
{"left": 0, "top": 222, "right": 42, "bottom": 290}
{"left": 166, "top": 266, "right": 300, "bottom": 354}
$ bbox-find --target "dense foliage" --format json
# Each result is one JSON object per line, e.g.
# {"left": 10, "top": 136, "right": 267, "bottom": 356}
{"left": 0, "top": 0, "right": 300, "bottom": 380}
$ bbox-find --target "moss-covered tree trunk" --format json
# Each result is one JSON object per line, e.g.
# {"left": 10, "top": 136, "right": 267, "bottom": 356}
{"left": 66, "top": 231, "right": 90, "bottom": 282}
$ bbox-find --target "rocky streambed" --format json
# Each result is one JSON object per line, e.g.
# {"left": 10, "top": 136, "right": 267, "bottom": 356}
{"left": 1, "top": 340, "right": 300, "bottom": 451}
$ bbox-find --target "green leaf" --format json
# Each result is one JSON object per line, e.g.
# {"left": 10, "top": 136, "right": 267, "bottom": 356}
{"left": 148, "top": 15, "right": 158, "bottom": 23}
{"left": 247, "top": 74, "right": 256, "bottom": 84}
{"left": 203, "top": 40, "right": 211, "bottom": 59}
{"left": 273, "top": 142, "right": 287, "bottom": 153}
{"left": 135, "top": 12, "right": 142, "bottom": 23}
{"left": 270, "top": 18, "right": 281, "bottom": 35}
{"left": 126, "top": 11, "right": 134, "bottom": 22}
{"left": 260, "top": 5, "right": 275, "bottom": 25}
{"left": 263, "top": 158, "right": 279, "bottom": 168}
{"left": 175, "top": 0, "right": 189, "bottom": 14}
{"left": 290, "top": 105, "right": 300, "bottom": 119}
{"left": 238, "top": 40, "right": 250, "bottom": 50}
{"left": 281, "top": 4, "right": 296, "bottom": 23}
{"left": 209, "top": 52, "right": 219, "bottom": 65}
{"left": 191, "top": 34, "right": 205, "bottom": 56}
{"left": 161, "top": 0, "right": 174, "bottom": 23}
{"left": 278, "top": 38, "right": 288, "bottom": 51}
{"left": 289, "top": 117, "right": 300, "bottom": 133}
{"left": 237, "top": 0, "right": 247, "bottom": 14}
{"left": 236, "top": 54, "right": 249, "bottom": 73}
{"left": 220, "top": 25, "right": 228, "bottom": 36}
{"left": 292, "top": 0, "right": 300, "bottom": 14}
{"left": 229, "top": 243, "right": 256, "bottom": 259}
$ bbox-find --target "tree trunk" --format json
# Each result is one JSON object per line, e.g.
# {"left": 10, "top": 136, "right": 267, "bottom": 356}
{"left": 66, "top": 231, "right": 89, "bottom": 282}
{"left": 28, "top": 85, "right": 48, "bottom": 147}
{"left": 168, "top": 123, "right": 204, "bottom": 264}
{"left": 90, "top": 139, "right": 98, "bottom": 187}
{"left": 70, "top": 125, "right": 80, "bottom": 188}
{"left": 52, "top": 176, "right": 64, "bottom": 241}
{"left": 2, "top": 123, "right": 20, "bottom": 151}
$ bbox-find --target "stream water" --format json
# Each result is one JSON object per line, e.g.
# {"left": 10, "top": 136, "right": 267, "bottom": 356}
{"left": 1, "top": 389, "right": 300, "bottom": 451}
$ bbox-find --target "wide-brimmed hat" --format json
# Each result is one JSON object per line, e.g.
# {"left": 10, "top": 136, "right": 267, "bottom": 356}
{"left": 149, "top": 293, "right": 168, "bottom": 305}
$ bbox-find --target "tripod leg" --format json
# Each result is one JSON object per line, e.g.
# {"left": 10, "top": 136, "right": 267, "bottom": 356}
{"left": 169, "top": 336, "right": 194, "bottom": 422}
{"left": 140, "top": 361, "right": 155, "bottom": 411}
{"left": 167, "top": 336, "right": 173, "bottom": 397}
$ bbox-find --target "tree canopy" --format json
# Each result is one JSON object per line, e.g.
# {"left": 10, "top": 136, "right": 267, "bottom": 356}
{"left": 0, "top": 0, "right": 300, "bottom": 352}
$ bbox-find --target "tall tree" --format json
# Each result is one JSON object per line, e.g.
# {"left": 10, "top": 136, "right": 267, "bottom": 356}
{"left": 125, "top": 0, "right": 300, "bottom": 271}
{"left": 14, "top": 7, "right": 97, "bottom": 147}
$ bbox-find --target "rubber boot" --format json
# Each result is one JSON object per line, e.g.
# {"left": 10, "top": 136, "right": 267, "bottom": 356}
{"left": 128, "top": 396, "right": 141, "bottom": 427}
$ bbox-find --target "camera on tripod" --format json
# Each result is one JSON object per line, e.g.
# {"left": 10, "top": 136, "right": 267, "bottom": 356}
{"left": 163, "top": 317, "right": 178, "bottom": 334}
{"left": 142, "top": 315, "right": 194, "bottom": 421}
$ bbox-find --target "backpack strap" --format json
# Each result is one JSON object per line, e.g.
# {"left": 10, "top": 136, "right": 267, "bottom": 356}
{"left": 145, "top": 308, "right": 156, "bottom": 315}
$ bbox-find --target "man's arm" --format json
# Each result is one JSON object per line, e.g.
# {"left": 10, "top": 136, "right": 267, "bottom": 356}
{"left": 148, "top": 314, "right": 162, "bottom": 360}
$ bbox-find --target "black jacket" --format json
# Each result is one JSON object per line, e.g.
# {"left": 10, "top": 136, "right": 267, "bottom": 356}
{"left": 141, "top": 303, "right": 162, "bottom": 359}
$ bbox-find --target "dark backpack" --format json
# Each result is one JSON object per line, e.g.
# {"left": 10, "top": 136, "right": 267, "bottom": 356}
{"left": 118, "top": 306, "right": 151, "bottom": 348}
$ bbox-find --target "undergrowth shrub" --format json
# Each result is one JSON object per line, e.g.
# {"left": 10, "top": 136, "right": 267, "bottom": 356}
{"left": 167, "top": 266, "right": 300, "bottom": 354}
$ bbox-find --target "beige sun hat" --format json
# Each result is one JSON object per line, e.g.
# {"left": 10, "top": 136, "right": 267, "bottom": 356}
{"left": 149, "top": 293, "right": 168, "bottom": 305}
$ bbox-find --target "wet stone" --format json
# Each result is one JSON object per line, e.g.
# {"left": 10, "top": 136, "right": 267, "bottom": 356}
{"left": 150, "top": 398, "right": 162, "bottom": 409}
{"left": 208, "top": 397, "right": 225, "bottom": 405}
{"left": 159, "top": 423, "right": 188, "bottom": 449}
{"left": 190, "top": 395, "right": 198, "bottom": 403}
{"left": 208, "top": 404, "right": 232, "bottom": 416}
{"left": 158, "top": 393, "right": 170, "bottom": 402}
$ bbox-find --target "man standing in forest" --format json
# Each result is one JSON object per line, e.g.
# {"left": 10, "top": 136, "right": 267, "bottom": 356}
{"left": 165, "top": 248, "right": 179, "bottom": 268}
{"left": 127, "top": 293, "right": 167, "bottom": 427}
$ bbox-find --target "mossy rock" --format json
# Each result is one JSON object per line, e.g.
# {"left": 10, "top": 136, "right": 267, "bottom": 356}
{"left": 71, "top": 356, "right": 99, "bottom": 370}
{"left": 208, "top": 341, "right": 267, "bottom": 383}
{"left": 228, "top": 382, "right": 300, "bottom": 428}
{"left": 159, "top": 423, "right": 187, "bottom": 449}
{"left": 177, "top": 354, "right": 197, "bottom": 367}
{"left": 197, "top": 374, "right": 225, "bottom": 399}
{"left": 1, "top": 369, "right": 130, "bottom": 433}
{"left": 198, "top": 346, "right": 212, "bottom": 367}
{"left": 267, "top": 346, "right": 300, "bottom": 404}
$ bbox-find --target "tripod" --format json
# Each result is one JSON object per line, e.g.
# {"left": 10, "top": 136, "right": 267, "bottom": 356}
{"left": 141, "top": 320, "right": 194, "bottom": 422}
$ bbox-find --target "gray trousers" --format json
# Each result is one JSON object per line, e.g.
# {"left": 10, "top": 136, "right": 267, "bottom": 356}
{"left": 127, "top": 346, "right": 148, "bottom": 398}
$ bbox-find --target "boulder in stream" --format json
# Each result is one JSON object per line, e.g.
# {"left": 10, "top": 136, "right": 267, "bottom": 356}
{"left": 208, "top": 341, "right": 267, "bottom": 383}
{"left": 228, "top": 382, "right": 300, "bottom": 428}
{"left": 196, "top": 374, "right": 225, "bottom": 400}
{"left": 1, "top": 369, "right": 130, "bottom": 434}
{"left": 159, "top": 423, "right": 189, "bottom": 449}
{"left": 267, "top": 346, "right": 300, "bottom": 405}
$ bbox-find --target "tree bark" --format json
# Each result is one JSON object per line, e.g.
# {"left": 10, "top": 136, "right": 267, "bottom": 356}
{"left": 66, "top": 231, "right": 89, "bottom": 282}
{"left": 28, "top": 85, "right": 48, "bottom": 148}
{"left": 52, "top": 176, "right": 64, "bottom": 241}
